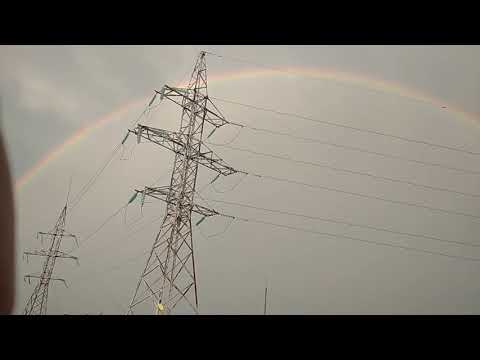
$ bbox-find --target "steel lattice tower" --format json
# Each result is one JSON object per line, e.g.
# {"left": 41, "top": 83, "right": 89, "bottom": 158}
{"left": 23, "top": 201, "right": 78, "bottom": 315}
{"left": 126, "top": 51, "right": 239, "bottom": 315}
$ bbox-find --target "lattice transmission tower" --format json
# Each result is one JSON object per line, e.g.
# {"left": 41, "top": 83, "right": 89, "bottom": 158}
{"left": 23, "top": 199, "right": 78, "bottom": 315}
{"left": 126, "top": 51, "right": 241, "bottom": 315}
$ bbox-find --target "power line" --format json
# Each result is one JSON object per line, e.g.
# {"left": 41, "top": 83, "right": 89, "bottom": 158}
{"left": 232, "top": 124, "right": 480, "bottom": 176}
{"left": 70, "top": 249, "right": 151, "bottom": 283}
{"left": 68, "top": 65, "right": 203, "bottom": 216}
{"left": 69, "top": 195, "right": 480, "bottom": 292}
{"left": 67, "top": 167, "right": 174, "bottom": 257}
{"left": 245, "top": 172, "right": 480, "bottom": 221}
{"left": 206, "top": 198, "right": 480, "bottom": 248}
{"left": 81, "top": 215, "right": 231, "bottom": 288}
{"left": 212, "top": 96, "right": 480, "bottom": 156}
{"left": 205, "top": 51, "right": 480, "bottom": 156}
{"left": 70, "top": 93, "right": 156, "bottom": 211}
{"left": 57, "top": 51, "right": 480, "bottom": 315}
{"left": 91, "top": 214, "right": 164, "bottom": 257}
{"left": 234, "top": 216, "right": 480, "bottom": 263}
{"left": 197, "top": 217, "right": 235, "bottom": 239}
{"left": 69, "top": 208, "right": 164, "bottom": 262}
{"left": 69, "top": 199, "right": 480, "bottom": 289}
{"left": 68, "top": 197, "right": 164, "bottom": 256}
{"left": 68, "top": 202, "right": 129, "bottom": 254}
{"left": 207, "top": 142, "right": 480, "bottom": 199}
{"left": 70, "top": 143, "right": 122, "bottom": 210}
{"left": 211, "top": 173, "right": 249, "bottom": 194}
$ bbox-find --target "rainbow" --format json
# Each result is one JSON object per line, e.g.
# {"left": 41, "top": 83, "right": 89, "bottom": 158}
{"left": 15, "top": 66, "right": 480, "bottom": 191}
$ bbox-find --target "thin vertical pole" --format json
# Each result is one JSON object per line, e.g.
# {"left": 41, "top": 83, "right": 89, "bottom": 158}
{"left": 264, "top": 286, "right": 268, "bottom": 315}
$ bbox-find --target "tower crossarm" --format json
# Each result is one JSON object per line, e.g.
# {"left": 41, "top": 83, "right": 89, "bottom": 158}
{"left": 134, "top": 187, "right": 230, "bottom": 218}
{"left": 37, "top": 231, "right": 78, "bottom": 246}
{"left": 38, "top": 231, "right": 77, "bottom": 238}
{"left": 159, "top": 85, "right": 229, "bottom": 128}
{"left": 129, "top": 125, "right": 183, "bottom": 153}
{"left": 23, "top": 249, "right": 79, "bottom": 263}
{"left": 196, "top": 143, "right": 240, "bottom": 176}
{"left": 24, "top": 275, "right": 69, "bottom": 287}
{"left": 131, "top": 124, "right": 240, "bottom": 176}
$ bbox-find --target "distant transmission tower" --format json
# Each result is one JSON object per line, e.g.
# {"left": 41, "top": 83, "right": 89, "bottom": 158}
{"left": 23, "top": 195, "right": 79, "bottom": 315}
{"left": 126, "top": 51, "right": 240, "bottom": 315}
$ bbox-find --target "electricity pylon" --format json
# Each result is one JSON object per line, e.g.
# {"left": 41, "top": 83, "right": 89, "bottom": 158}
{"left": 23, "top": 199, "right": 78, "bottom": 315}
{"left": 126, "top": 51, "right": 240, "bottom": 315}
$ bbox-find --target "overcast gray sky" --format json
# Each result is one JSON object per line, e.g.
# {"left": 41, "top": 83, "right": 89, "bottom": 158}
{"left": 2, "top": 45, "right": 480, "bottom": 314}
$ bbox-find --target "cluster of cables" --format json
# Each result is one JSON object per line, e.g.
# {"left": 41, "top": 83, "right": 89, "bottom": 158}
{"left": 54, "top": 50, "right": 480, "bottom": 312}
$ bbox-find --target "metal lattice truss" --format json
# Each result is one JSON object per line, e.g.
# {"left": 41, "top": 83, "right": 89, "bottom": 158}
{"left": 24, "top": 249, "right": 78, "bottom": 264}
{"left": 130, "top": 124, "right": 238, "bottom": 176}
{"left": 135, "top": 186, "right": 230, "bottom": 218}
{"left": 36, "top": 231, "right": 78, "bottom": 246}
{"left": 23, "top": 204, "right": 78, "bottom": 315}
{"left": 127, "top": 51, "right": 239, "bottom": 315}
{"left": 157, "top": 85, "right": 230, "bottom": 128}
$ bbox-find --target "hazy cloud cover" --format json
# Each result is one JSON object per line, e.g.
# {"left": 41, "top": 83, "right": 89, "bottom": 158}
{"left": 2, "top": 45, "right": 480, "bottom": 314}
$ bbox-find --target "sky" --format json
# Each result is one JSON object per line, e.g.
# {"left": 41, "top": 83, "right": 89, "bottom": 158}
{"left": 1, "top": 45, "right": 480, "bottom": 314}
